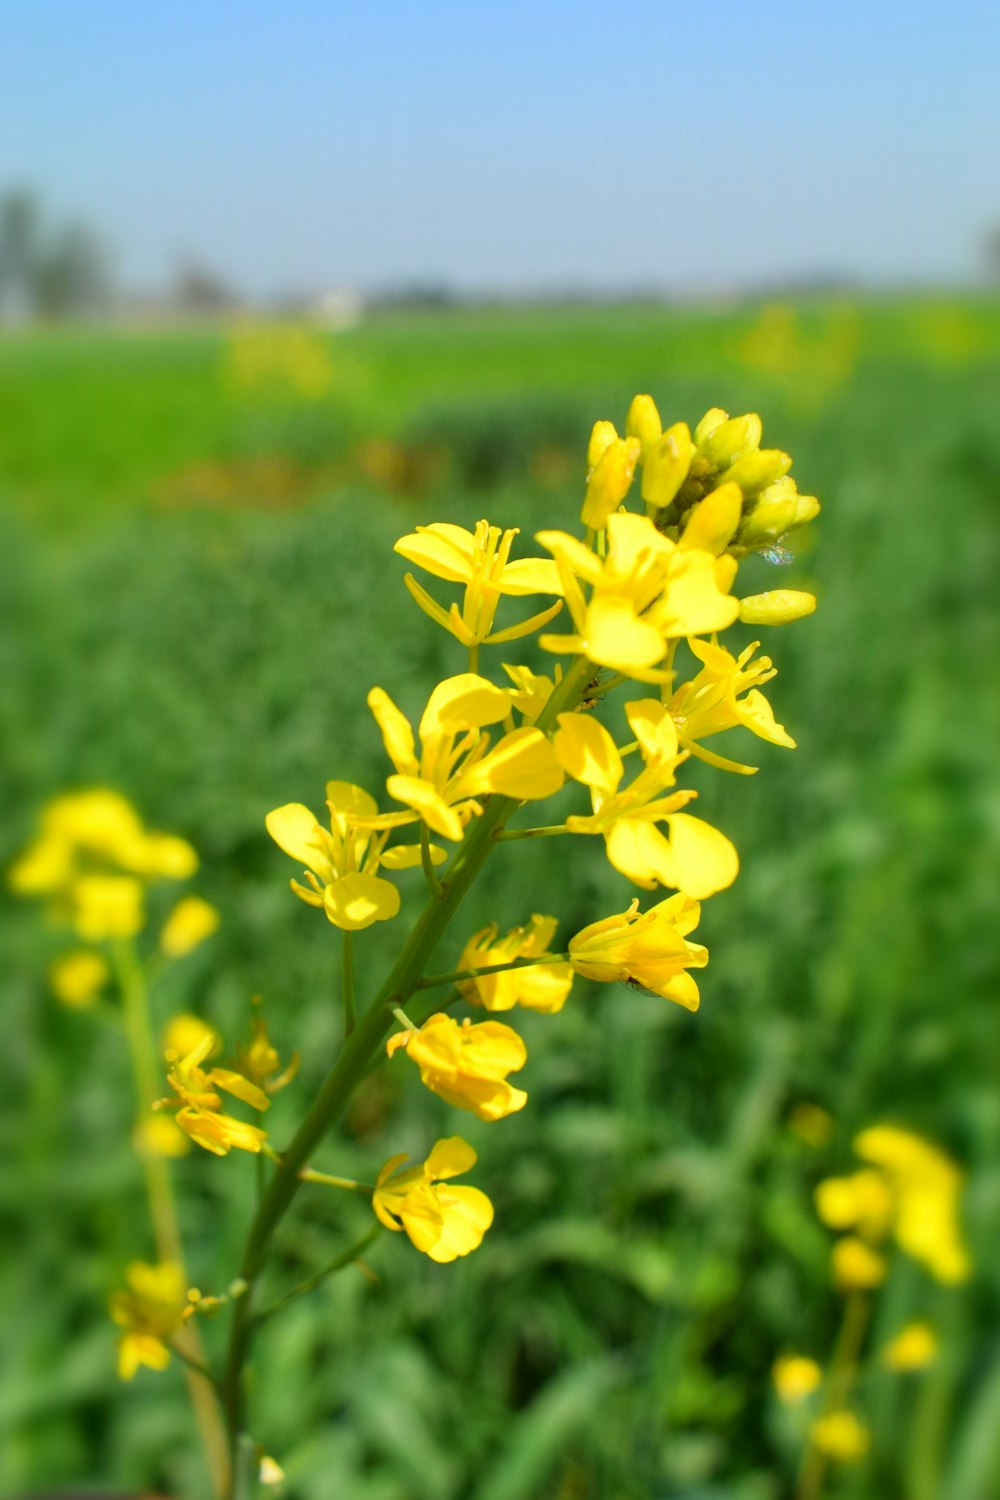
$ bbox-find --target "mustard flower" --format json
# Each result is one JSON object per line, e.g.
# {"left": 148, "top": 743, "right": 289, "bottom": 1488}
{"left": 160, "top": 895, "right": 220, "bottom": 957}
{"left": 161, "top": 1012, "right": 218, "bottom": 1059}
{"left": 854, "top": 1125, "right": 970, "bottom": 1283}
{"left": 831, "top": 1235, "right": 887, "bottom": 1291}
{"left": 809, "top": 1410, "right": 870, "bottom": 1463}
{"left": 372, "top": 1137, "right": 493, "bottom": 1262}
{"left": 457, "top": 914, "right": 573, "bottom": 1013}
{"left": 669, "top": 638, "right": 795, "bottom": 774}
{"left": 158, "top": 1032, "right": 269, "bottom": 1156}
{"left": 815, "top": 1169, "right": 894, "bottom": 1241}
{"left": 366, "top": 674, "right": 563, "bottom": 842}
{"left": 266, "top": 780, "right": 407, "bottom": 930}
{"left": 395, "top": 519, "right": 564, "bottom": 649}
{"left": 881, "top": 1321, "right": 937, "bottom": 1371}
{"left": 234, "top": 1009, "right": 299, "bottom": 1096}
{"left": 772, "top": 1354, "right": 822, "bottom": 1405}
{"left": 109, "top": 1260, "right": 188, "bottom": 1379}
{"left": 72, "top": 874, "right": 145, "bottom": 942}
{"left": 49, "top": 949, "right": 109, "bottom": 1008}
{"left": 568, "top": 894, "right": 708, "bottom": 1010}
{"left": 554, "top": 699, "right": 738, "bottom": 899}
{"left": 387, "top": 1013, "right": 528, "bottom": 1120}
{"left": 537, "top": 512, "right": 739, "bottom": 682}
{"left": 501, "top": 662, "right": 561, "bottom": 723}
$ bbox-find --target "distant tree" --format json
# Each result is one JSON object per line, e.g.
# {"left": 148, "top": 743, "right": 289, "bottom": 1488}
{"left": 174, "top": 260, "right": 237, "bottom": 312}
{"left": 0, "top": 187, "right": 110, "bottom": 320}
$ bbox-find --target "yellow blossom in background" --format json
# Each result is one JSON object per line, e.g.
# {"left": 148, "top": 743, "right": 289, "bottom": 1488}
{"left": 788, "top": 1102, "right": 834, "bottom": 1148}
{"left": 831, "top": 1235, "right": 887, "bottom": 1291}
{"left": 72, "top": 874, "right": 145, "bottom": 942}
{"left": 49, "top": 949, "right": 109, "bottom": 1008}
{"left": 809, "top": 1410, "right": 870, "bottom": 1463}
{"left": 554, "top": 699, "right": 738, "bottom": 898}
{"left": 109, "top": 1260, "right": 188, "bottom": 1380}
{"left": 266, "top": 781, "right": 406, "bottom": 930}
{"left": 234, "top": 1007, "right": 299, "bottom": 1095}
{"left": 160, "top": 895, "right": 220, "bottom": 957}
{"left": 158, "top": 1033, "right": 269, "bottom": 1156}
{"left": 134, "top": 1112, "right": 191, "bottom": 1159}
{"left": 259, "top": 1456, "right": 286, "bottom": 1487}
{"left": 366, "top": 674, "right": 563, "bottom": 842}
{"left": 538, "top": 513, "right": 739, "bottom": 682}
{"left": 458, "top": 915, "right": 573, "bottom": 1013}
{"left": 119, "top": 831, "right": 198, "bottom": 881}
{"left": 373, "top": 1137, "right": 493, "bottom": 1262}
{"left": 669, "top": 638, "right": 795, "bottom": 774}
{"left": 387, "top": 1013, "right": 528, "bottom": 1120}
{"left": 815, "top": 1170, "right": 894, "bottom": 1240}
{"left": 225, "top": 319, "right": 335, "bottom": 400}
{"left": 569, "top": 894, "right": 708, "bottom": 1010}
{"left": 882, "top": 1321, "right": 938, "bottom": 1371}
{"left": 395, "top": 519, "right": 564, "bottom": 649}
{"left": 772, "top": 1354, "right": 822, "bottom": 1404}
{"left": 854, "top": 1125, "right": 970, "bottom": 1283}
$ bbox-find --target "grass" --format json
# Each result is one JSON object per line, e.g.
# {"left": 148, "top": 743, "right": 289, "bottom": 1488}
{"left": 1, "top": 298, "right": 999, "bottom": 1499}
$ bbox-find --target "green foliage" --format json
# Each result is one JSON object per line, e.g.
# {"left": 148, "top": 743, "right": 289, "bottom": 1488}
{"left": 1, "top": 301, "right": 999, "bottom": 1498}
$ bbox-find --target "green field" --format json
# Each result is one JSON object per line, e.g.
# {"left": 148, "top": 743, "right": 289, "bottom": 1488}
{"left": 2, "top": 299, "right": 999, "bottom": 1500}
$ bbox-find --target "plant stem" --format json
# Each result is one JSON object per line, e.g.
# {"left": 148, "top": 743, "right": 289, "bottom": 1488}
{"left": 113, "top": 940, "right": 230, "bottom": 1500}
{"left": 254, "top": 1225, "right": 382, "bottom": 1326}
{"left": 299, "top": 1169, "right": 373, "bottom": 1192}
{"left": 413, "top": 953, "right": 569, "bottom": 991}
{"left": 492, "top": 824, "right": 569, "bottom": 841}
{"left": 421, "top": 822, "right": 445, "bottom": 900}
{"left": 218, "top": 653, "right": 593, "bottom": 1480}
{"left": 796, "top": 1291, "right": 871, "bottom": 1500}
{"left": 341, "top": 930, "right": 356, "bottom": 1035}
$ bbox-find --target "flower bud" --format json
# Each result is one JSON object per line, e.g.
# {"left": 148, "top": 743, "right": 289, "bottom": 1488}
{"left": 739, "top": 590, "right": 817, "bottom": 625}
{"left": 721, "top": 447, "right": 793, "bottom": 495}
{"left": 679, "top": 482, "right": 742, "bottom": 555}
{"left": 699, "top": 412, "right": 762, "bottom": 470}
{"left": 641, "top": 421, "right": 694, "bottom": 510}
{"left": 587, "top": 419, "right": 618, "bottom": 471}
{"left": 625, "top": 394, "right": 661, "bottom": 452}
{"left": 580, "top": 436, "right": 641, "bottom": 529}
{"left": 740, "top": 488, "right": 821, "bottom": 544}
{"left": 694, "top": 407, "right": 728, "bottom": 446}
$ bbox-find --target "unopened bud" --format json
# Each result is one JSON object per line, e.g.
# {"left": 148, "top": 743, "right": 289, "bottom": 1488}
{"left": 625, "top": 394, "right": 662, "bottom": 452}
{"left": 581, "top": 436, "right": 640, "bottom": 529}
{"left": 641, "top": 421, "right": 694, "bottom": 510}
{"left": 699, "top": 412, "right": 762, "bottom": 470}
{"left": 739, "top": 589, "right": 817, "bottom": 625}
{"left": 587, "top": 420, "right": 618, "bottom": 472}
{"left": 740, "top": 489, "right": 821, "bottom": 544}
{"left": 694, "top": 407, "right": 729, "bottom": 446}
{"left": 722, "top": 447, "right": 793, "bottom": 495}
{"left": 680, "top": 482, "right": 742, "bottom": 555}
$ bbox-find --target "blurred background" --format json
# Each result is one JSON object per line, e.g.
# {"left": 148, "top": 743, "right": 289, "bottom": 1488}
{"left": 2, "top": 2, "right": 999, "bottom": 1497}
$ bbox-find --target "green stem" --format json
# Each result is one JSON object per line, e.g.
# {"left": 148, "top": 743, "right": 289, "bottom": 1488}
{"left": 421, "top": 822, "right": 445, "bottom": 900}
{"left": 299, "top": 1169, "right": 373, "bottom": 1192}
{"left": 414, "top": 953, "right": 569, "bottom": 991}
{"left": 170, "top": 1342, "right": 222, "bottom": 1388}
{"left": 492, "top": 824, "right": 569, "bottom": 842}
{"left": 254, "top": 1225, "right": 382, "bottom": 1326}
{"left": 342, "top": 930, "right": 356, "bottom": 1035}
{"left": 468, "top": 643, "right": 480, "bottom": 672}
{"left": 797, "top": 1291, "right": 871, "bottom": 1500}
{"left": 218, "top": 652, "right": 593, "bottom": 1479}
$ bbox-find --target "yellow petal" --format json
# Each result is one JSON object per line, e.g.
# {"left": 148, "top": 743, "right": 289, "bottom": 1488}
{"left": 426, "top": 1135, "right": 478, "bottom": 1180}
{"left": 368, "top": 688, "right": 419, "bottom": 775}
{"left": 535, "top": 529, "right": 603, "bottom": 585}
{"left": 379, "top": 841, "right": 447, "bottom": 869}
{"left": 325, "top": 781, "right": 379, "bottom": 821}
{"left": 517, "top": 961, "right": 574, "bottom": 1013}
{"left": 654, "top": 551, "right": 740, "bottom": 637}
{"left": 485, "top": 598, "right": 564, "bottom": 644}
{"left": 739, "top": 688, "right": 796, "bottom": 748}
{"left": 497, "top": 558, "right": 565, "bottom": 596}
{"left": 403, "top": 572, "right": 459, "bottom": 635}
{"left": 625, "top": 699, "right": 679, "bottom": 764}
{"left": 419, "top": 673, "right": 511, "bottom": 738}
{"left": 265, "top": 804, "right": 325, "bottom": 868}
{"left": 587, "top": 418, "right": 619, "bottom": 468}
{"left": 605, "top": 818, "right": 671, "bottom": 889}
{"left": 426, "top": 1185, "right": 494, "bottom": 1262}
{"left": 664, "top": 813, "right": 739, "bottom": 898}
{"left": 585, "top": 595, "right": 666, "bottom": 673}
{"left": 553, "top": 713, "right": 623, "bottom": 796}
{"left": 394, "top": 524, "right": 475, "bottom": 582}
{"left": 385, "top": 776, "right": 466, "bottom": 841}
{"left": 323, "top": 873, "right": 401, "bottom": 930}
{"left": 462, "top": 727, "right": 564, "bottom": 800}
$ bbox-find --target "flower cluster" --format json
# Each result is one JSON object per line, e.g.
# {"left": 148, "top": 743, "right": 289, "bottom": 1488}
{"left": 258, "top": 394, "right": 819, "bottom": 1263}
{"left": 772, "top": 1122, "right": 969, "bottom": 1473}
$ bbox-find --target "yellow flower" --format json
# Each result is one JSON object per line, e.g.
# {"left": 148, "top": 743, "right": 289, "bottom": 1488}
{"left": 234, "top": 1008, "right": 299, "bottom": 1095}
{"left": 457, "top": 914, "right": 573, "bottom": 1013}
{"left": 72, "top": 874, "right": 145, "bottom": 941}
{"left": 815, "top": 1170, "right": 894, "bottom": 1240}
{"left": 109, "top": 1261, "right": 188, "bottom": 1380}
{"left": 160, "top": 895, "right": 220, "bottom": 957}
{"left": 42, "top": 788, "right": 145, "bottom": 862}
{"left": 538, "top": 512, "right": 739, "bottom": 682}
{"left": 158, "top": 1032, "right": 270, "bottom": 1156}
{"left": 366, "top": 674, "right": 563, "bottom": 842}
{"left": 568, "top": 894, "right": 708, "bottom": 1011}
{"left": 49, "top": 949, "right": 109, "bottom": 1008}
{"left": 739, "top": 590, "right": 816, "bottom": 626}
{"left": 501, "top": 662, "right": 561, "bottom": 723}
{"left": 831, "top": 1235, "right": 887, "bottom": 1290}
{"left": 8, "top": 833, "right": 74, "bottom": 896}
{"left": 882, "top": 1321, "right": 938, "bottom": 1371}
{"left": 854, "top": 1125, "right": 970, "bottom": 1283}
{"left": 669, "top": 638, "right": 795, "bottom": 774}
{"left": 394, "top": 519, "right": 564, "bottom": 649}
{"left": 553, "top": 700, "right": 738, "bottom": 898}
{"left": 266, "top": 781, "right": 406, "bottom": 930}
{"left": 581, "top": 433, "right": 641, "bottom": 530}
{"left": 809, "top": 1410, "right": 870, "bottom": 1463}
{"left": 118, "top": 830, "right": 198, "bottom": 881}
{"left": 134, "top": 1112, "right": 191, "bottom": 1158}
{"left": 387, "top": 1013, "right": 528, "bottom": 1121}
{"left": 373, "top": 1137, "right": 494, "bottom": 1262}
{"left": 772, "top": 1354, "right": 822, "bottom": 1404}
{"left": 162, "top": 1012, "right": 218, "bottom": 1059}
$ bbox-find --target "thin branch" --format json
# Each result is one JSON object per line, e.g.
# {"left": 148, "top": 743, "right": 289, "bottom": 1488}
{"left": 254, "top": 1225, "right": 382, "bottom": 1326}
{"left": 414, "top": 953, "right": 569, "bottom": 991}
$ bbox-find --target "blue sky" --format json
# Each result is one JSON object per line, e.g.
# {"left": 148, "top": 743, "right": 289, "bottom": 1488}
{"left": 3, "top": 0, "right": 997, "bottom": 295}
